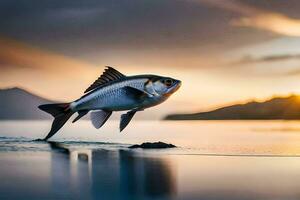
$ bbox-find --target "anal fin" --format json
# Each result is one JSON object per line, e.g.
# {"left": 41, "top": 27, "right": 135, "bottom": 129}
{"left": 120, "top": 110, "right": 137, "bottom": 132}
{"left": 90, "top": 110, "right": 112, "bottom": 129}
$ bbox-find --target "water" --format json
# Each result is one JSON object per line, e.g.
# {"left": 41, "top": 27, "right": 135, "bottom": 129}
{"left": 1, "top": 120, "right": 300, "bottom": 200}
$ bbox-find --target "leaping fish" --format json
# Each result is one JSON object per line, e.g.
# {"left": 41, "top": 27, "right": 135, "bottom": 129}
{"left": 38, "top": 67, "right": 181, "bottom": 140}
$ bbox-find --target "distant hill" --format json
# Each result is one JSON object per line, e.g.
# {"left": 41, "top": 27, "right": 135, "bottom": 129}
{"left": 0, "top": 87, "right": 56, "bottom": 119}
{"left": 164, "top": 95, "right": 300, "bottom": 120}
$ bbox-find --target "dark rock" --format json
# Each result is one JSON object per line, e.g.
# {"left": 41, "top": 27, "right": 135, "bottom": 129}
{"left": 32, "top": 138, "right": 46, "bottom": 142}
{"left": 129, "top": 141, "right": 176, "bottom": 149}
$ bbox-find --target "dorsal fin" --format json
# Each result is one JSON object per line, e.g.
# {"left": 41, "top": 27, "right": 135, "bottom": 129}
{"left": 84, "top": 66, "right": 126, "bottom": 93}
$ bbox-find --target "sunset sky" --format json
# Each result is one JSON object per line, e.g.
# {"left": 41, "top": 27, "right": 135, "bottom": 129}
{"left": 2, "top": 0, "right": 300, "bottom": 118}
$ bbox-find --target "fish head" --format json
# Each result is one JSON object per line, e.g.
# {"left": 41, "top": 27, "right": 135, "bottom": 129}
{"left": 148, "top": 76, "right": 181, "bottom": 97}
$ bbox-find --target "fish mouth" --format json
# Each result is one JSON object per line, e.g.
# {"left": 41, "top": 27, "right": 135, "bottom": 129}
{"left": 167, "top": 79, "right": 181, "bottom": 94}
{"left": 176, "top": 80, "right": 182, "bottom": 88}
{"left": 173, "top": 80, "right": 181, "bottom": 91}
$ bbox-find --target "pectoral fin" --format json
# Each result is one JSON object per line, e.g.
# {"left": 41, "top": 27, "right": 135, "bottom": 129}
{"left": 123, "top": 86, "right": 151, "bottom": 99}
{"left": 90, "top": 110, "right": 112, "bottom": 129}
{"left": 120, "top": 110, "right": 137, "bottom": 132}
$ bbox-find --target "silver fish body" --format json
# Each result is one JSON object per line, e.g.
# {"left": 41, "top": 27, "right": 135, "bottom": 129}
{"left": 71, "top": 74, "right": 176, "bottom": 112}
{"left": 38, "top": 67, "right": 181, "bottom": 140}
{"left": 71, "top": 76, "right": 149, "bottom": 111}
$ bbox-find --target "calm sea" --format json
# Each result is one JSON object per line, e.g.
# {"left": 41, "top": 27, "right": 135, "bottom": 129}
{"left": 1, "top": 120, "right": 300, "bottom": 200}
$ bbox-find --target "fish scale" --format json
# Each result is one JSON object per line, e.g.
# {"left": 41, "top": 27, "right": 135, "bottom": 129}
{"left": 71, "top": 78, "right": 148, "bottom": 111}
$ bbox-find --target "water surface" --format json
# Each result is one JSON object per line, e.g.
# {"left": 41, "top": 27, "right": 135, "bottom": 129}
{"left": 1, "top": 120, "right": 300, "bottom": 200}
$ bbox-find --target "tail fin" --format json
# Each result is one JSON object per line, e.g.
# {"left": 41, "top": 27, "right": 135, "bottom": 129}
{"left": 38, "top": 103, "right": 74, "bottom": 140}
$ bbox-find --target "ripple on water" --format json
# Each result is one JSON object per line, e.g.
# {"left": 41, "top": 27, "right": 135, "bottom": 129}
{"left": 0, "top": 137, "right": 131, "bottom": 152}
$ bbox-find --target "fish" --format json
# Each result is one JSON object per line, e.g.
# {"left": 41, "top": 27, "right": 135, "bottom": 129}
{"left": 38, "top": 66, "right": 181, "bottom": 140}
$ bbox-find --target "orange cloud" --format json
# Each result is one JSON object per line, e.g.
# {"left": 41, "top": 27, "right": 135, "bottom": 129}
{"left": 0, "top": 36, "right": 100, "bottom": 100}
{"left": 232, "top": 13, "right": 300, "bottom": 37}
{"left": 0, "top": 37, "right": 94, "bottom": 73}
{"left": 195, "top": 0, "right": 300, "bottom": 37}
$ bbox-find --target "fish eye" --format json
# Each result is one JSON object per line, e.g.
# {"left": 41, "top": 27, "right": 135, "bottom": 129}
{"left": 163, "top": 79, "right": 173, "bottom": 87}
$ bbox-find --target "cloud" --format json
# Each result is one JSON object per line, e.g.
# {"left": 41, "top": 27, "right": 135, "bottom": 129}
{"left": 194, "top": 0, "right": 300, "bottom": 37}
{"left": 232, "top": 13, "right": 300, "bottom": 37}
{"left": 233, "top": 54, "right": 300, "bottom": 65}
{"left": 285, "top": 68, "right": 300, "bottom": 76}
{"left": 193, "top": 0, "right": 259, "bottom": 15}
{"left": 0, "top": 37, "right": 93, "bottom": 72}
{"left": 0, "top": 0, "right": 276, "bottom": 62}
{"left": 0, "top": 36, "right": 102, "bottom": 100}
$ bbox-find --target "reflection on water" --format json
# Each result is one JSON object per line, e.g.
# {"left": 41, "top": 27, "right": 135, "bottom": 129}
{"left": 48, "top": 142, "right": 175, "bottom": 200}
{"left": 119, "top": 150, "right": 175, "bottom": 199}
{"left": 2, "top": 139, "right": 300, "bottom": 199}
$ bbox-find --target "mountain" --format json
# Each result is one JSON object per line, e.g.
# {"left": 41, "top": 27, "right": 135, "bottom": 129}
{"left": 0, "top": 87, "right": 56, "bottom": 119}
{"left": 164, "top": 95, "right": 300, "bottom": 120}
